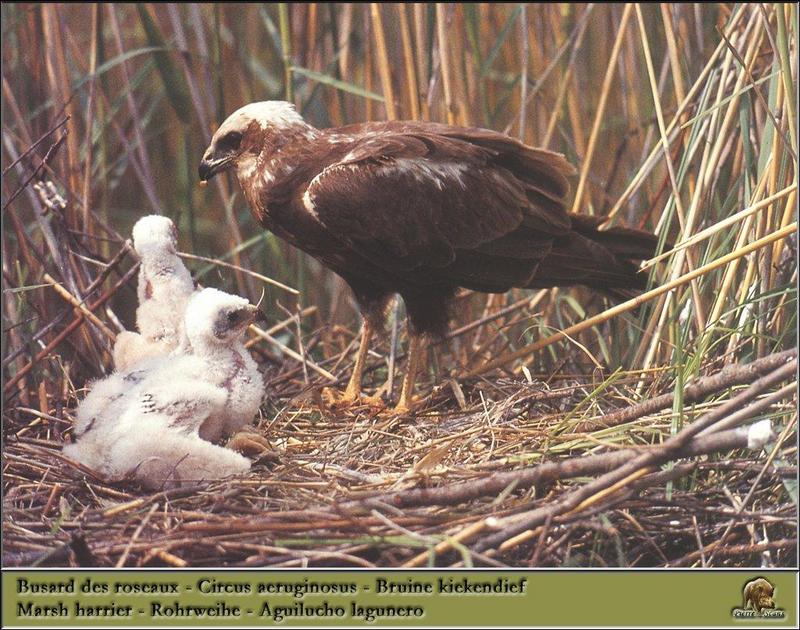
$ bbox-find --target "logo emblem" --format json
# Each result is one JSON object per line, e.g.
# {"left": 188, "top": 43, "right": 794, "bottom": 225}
{"left": 732, "top": 577, "right": 786, "bottom": 619}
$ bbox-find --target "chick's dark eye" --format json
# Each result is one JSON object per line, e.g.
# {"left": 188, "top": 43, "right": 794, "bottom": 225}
{"left": 227, "top": 311, "right": 240, "bottom": 323}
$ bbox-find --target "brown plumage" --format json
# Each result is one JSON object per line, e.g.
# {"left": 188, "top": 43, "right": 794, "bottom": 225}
{"left": 199, "top": 102, "right": 660, "bottom": 410}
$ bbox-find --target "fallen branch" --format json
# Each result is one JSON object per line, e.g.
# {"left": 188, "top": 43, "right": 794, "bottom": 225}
{"left": 339, "top": 418, "right": 779, "bottom": 515}
{"left": 1, "top": 116, "right": 70, "bottom": 178}
{"left": 669, "top": 538, "right": 796, "bottom": 568}
{"left": 575, "top": 348, "right": 797, "bottom": 431}
{"left": 472, "top": 359, "right": 796, "bottom": 553}
{"left": 2, "top": 242, "right": 134, "bottom": 370}
{"left": 179, "top": 514, "right": 440, "bottom": 535}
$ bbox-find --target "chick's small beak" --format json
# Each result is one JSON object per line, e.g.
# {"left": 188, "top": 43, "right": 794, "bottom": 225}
{"left": 253, "top": 305, "right": 269, "bottom": 325}
{"left": 244, "top": 304, "right": 266, "bottom": 325}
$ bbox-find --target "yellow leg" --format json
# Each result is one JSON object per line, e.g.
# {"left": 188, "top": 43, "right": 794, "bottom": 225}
{"left": 342, "top": 318, "right": 373, "bottom": 401}
{"left": 394, "top": 332, "right": 425, "bottom": 413}
{"left": 323, "top": 319, "right": 384, "bottom": 408}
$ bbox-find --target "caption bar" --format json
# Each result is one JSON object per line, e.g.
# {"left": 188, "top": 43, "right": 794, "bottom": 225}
{"left": 2, "top": 570, "right": 796, "bottom": 627}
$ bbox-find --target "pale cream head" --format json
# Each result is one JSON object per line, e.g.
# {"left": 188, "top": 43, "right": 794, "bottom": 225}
{"left": 132, "top": 215, "right": 179, "bottom": 256}
{"left": 184, "top": 288, "right": 258, "bottom": 346}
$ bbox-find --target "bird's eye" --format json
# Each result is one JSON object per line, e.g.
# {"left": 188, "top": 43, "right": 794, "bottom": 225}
{"left": 227, "top": 311, "right": 240, "bottom": 323}
{"left": 220, "top": 131, "right": 243, "bottom": 151}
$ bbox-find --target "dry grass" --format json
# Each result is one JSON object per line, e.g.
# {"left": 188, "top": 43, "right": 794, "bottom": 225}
{"left": 2, "top": 3, "right": 797, "bottom": 567}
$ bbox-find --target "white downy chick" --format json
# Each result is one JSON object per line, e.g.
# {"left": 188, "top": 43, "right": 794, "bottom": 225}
{"left": 113, "top": 215, "right": 195, "bottom": 371}
{"left": 182, "top": 287, "right": 264, "bottom": 443}
{"left": 72, "top": 366, "right": 149, "bottom": 438}
{"left": 82, "top": 288, "right": 264, "bottom": 442}
{"left": 64, "top": 380, "right": 249, "bottom": 489}
{"left": 66, "top": 288, "right": 265, "bottom": 488}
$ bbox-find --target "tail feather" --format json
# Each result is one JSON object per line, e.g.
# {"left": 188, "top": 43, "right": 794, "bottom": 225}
{"left": 527, "top": 237, "right": 646, "bottom": 291}
{"left": 525, "top": 214, "right": 659, "bottom": 296}
{"left": 436, "top": 213, "right": 660, "bottom": 299}
{"left": 569, "top": 213, "right": 661, "bottom": 260}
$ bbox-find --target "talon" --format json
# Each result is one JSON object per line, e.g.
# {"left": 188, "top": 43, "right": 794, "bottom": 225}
{"left": 392, "top": 404, "right": 411, "bottom": 415}
{"left": 322, "top": 386, "right": 356, "bottom": 407}
{"left": 321, "top": 387, "right": 384, "bottom": 410}
{"left": 227, "top": 431, "right": 272, "bottom": 456}
{"left": 392, "top": 393, "right": 423, "bottom": 415}
{"left": 362, "top": 393, "right": 385, "bottom": 408}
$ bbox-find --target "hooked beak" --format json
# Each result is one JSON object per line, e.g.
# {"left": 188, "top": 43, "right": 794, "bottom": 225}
{"left": 198, "top": 152, "right": 233, "bottom": 182}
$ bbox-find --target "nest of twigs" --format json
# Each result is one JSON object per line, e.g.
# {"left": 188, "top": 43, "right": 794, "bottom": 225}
{"left": 3, "top": 326, "right": 796, "bottom": 567}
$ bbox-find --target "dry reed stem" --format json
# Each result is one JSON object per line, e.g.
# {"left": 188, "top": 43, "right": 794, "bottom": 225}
{"left": 570, "top": 4, "right": 633, "bottom": 215}
{"left": 248, "top": 324, "right": 336, "bottom": 382}
{"left": 177, "top": 252, "right": 299, "bottom": 295}
{"left": 44, "top": 274, "right": 116, "bottom": 342}
{"left": 403, "top": 519, "right": 489, "bottom": 568}
{"left": 398, "top": 5, "right": 421, "bottom": 121}
{"left": 435, "top": 3, "right": 456, "bottom": 125}
{"left": 370, "top": 3, "right": 397, "bottom": 121}
{"left": 642, "top": 183, "right": 797, "bottom": 269}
